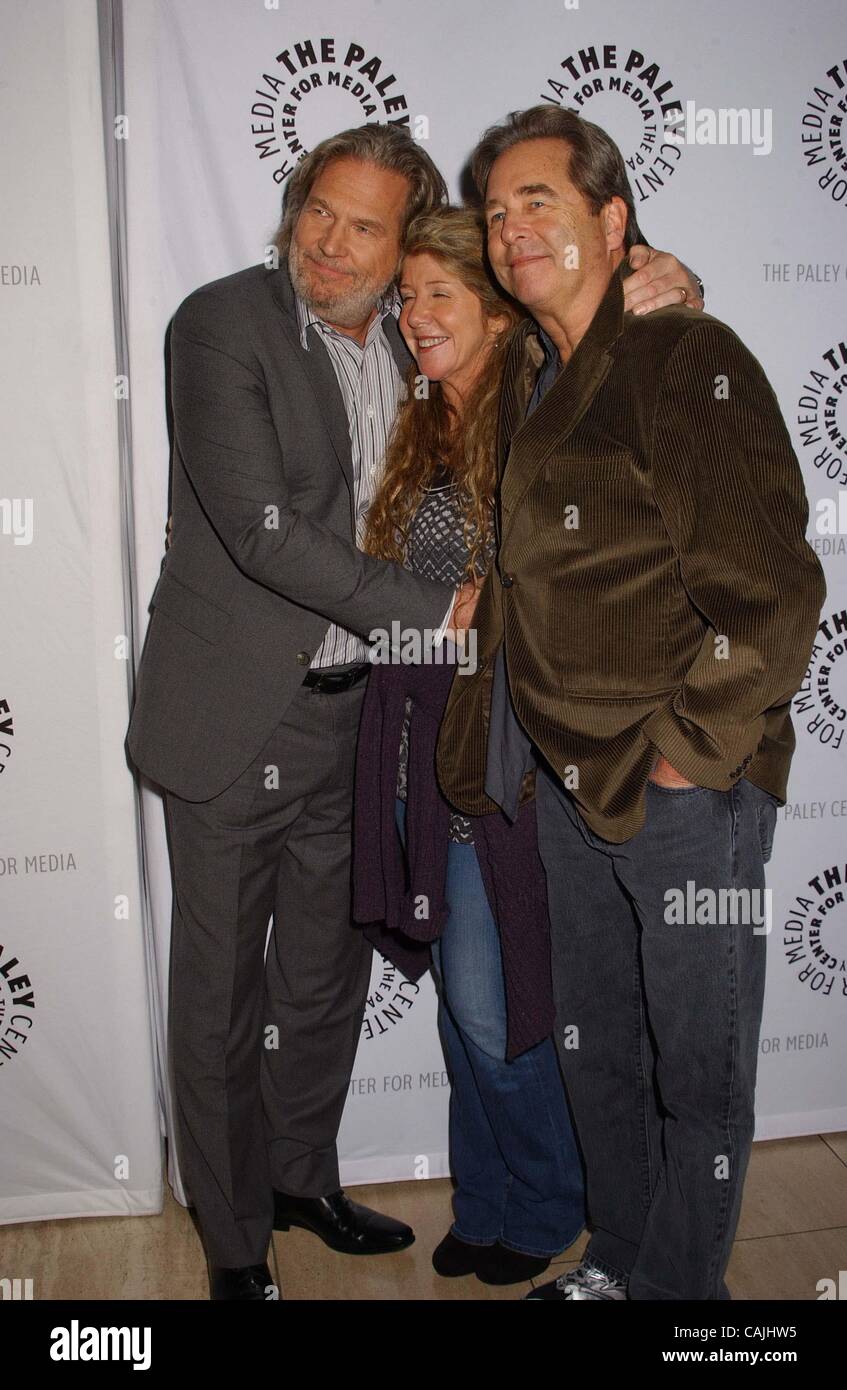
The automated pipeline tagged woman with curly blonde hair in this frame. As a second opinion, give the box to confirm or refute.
[354,207,585,1287]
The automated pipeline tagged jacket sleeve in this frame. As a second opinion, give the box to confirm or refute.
[169,288,453,640]
[642,318,826,786]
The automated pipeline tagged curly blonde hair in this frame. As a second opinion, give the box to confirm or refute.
[363,208,524,582]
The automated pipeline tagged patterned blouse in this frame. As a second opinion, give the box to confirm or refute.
[395,467,494,843]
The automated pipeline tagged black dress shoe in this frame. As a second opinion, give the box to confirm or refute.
[207,1260,279,1301]
[432,1230,492,1277]
[273,1188,414,1255]
[475,1243,551,1286]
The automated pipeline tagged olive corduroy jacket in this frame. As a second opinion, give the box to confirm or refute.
[436,260,826,843]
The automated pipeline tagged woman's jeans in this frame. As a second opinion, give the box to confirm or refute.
[395,797,585,1257]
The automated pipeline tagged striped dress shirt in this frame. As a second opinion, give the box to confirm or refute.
[295,285,406,670]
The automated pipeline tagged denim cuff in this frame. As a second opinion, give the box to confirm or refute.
[584,1246,630,1285]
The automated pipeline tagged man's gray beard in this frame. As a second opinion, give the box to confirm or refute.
[288,242,395,327]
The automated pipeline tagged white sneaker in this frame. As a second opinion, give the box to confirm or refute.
[525,1260,629,1300]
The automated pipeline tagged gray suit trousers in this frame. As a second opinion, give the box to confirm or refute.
[164,678,372,1267]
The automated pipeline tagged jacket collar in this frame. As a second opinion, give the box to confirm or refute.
[269,260,411,370]
[266,262,352,492]
[265,263,411,493]
[381,308,415,376]
[498,257,631,531]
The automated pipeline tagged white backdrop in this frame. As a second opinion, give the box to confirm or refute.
[0,0,161,1223]
[120,0,847,1192]
[2,0,845,1228]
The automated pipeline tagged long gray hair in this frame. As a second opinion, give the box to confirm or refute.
[273,124,448,258]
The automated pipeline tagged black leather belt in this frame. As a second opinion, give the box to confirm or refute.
[302,663,371,693]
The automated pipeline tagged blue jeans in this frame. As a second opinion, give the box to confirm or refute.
[536,770,775,1298]
[395,797,585,1257]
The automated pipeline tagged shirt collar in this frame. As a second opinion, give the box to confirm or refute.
[535,322,560,368]
[295,282,401,350]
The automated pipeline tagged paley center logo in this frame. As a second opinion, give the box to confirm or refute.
[795,339,847,565]
[800,57,847,210]
[0,940,36,1069]
[783,863,846,1000]
[0,696,13,780]
[250,36,410,184]
[793,608,847,754]
[796,340,847,491]
[362,952,420,1043]
[538,43,685,204]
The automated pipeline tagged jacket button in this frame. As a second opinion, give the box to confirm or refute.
[501,572,514,588]
[296,651,311,666]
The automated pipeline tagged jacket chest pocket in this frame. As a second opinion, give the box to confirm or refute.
[541,446,634,489]
[532,449,642,551]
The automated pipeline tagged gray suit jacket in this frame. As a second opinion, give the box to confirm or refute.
[126,262,451,801]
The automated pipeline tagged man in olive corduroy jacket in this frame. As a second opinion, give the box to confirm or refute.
[436,106,826,1302]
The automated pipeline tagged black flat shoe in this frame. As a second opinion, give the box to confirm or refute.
[207,1260,279,1300]
[475,1243,551,1285]
[273,1188,414,1255]
[432,1230,493,1277]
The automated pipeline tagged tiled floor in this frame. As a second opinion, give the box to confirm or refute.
[4,1134,847,1300]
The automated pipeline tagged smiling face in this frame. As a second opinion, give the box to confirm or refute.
[288,156,410,331]
[483,137,625,319]
[398,252,505,407]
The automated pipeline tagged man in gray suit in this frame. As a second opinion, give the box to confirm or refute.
[126,122,701,1300]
